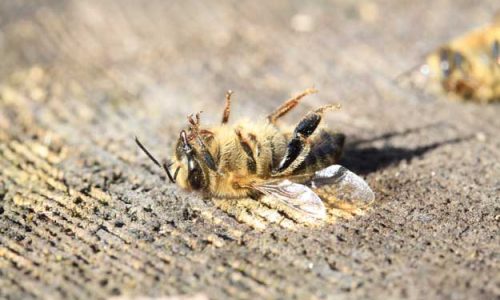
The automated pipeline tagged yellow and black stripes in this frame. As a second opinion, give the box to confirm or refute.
[292,131,345,175]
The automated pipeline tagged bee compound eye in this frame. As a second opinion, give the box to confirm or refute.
[187,158,205,190]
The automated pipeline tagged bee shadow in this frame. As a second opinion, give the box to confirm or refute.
[340,123,470,175]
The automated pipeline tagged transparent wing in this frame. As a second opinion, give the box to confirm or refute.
[309,165,375,206]
[253,179,326,220]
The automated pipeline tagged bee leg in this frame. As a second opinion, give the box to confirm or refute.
[188,111,202,128]
[199,141,217,171]
[186,113,218,172]
[193,135,217,172]
[221,90,233,124]
[267,88,318,124]
[272,104,340,176]
[183,126,218,172]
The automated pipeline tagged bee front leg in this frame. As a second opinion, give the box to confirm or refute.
[272,104,340,176]
[221,90,233,124]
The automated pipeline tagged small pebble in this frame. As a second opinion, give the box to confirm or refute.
[290,14,314,33]
[475,132,486,142]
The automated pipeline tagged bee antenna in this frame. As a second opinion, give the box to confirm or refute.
[135,136,175,183]
[162,162,176,184]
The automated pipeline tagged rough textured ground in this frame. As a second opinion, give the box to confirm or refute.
[0,1,499,299]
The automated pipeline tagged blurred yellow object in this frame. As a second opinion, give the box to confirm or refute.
[419,17,500,103]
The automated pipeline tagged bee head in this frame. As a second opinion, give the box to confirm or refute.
[171,130,208,191]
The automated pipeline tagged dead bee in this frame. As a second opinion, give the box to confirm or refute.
[135,89,374,223]
[413,17,500,102]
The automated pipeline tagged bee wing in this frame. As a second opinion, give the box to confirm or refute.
[253,180,327,220]
[309,165,375,206]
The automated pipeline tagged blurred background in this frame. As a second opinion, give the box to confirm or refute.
[0,1,498,138]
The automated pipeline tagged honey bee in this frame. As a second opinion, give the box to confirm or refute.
[413,17,500,103]
[135,89,374,224]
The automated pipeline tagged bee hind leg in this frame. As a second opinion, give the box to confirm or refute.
[291,130,345,175]
[272,104,340,176]
[267,88,318,124]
